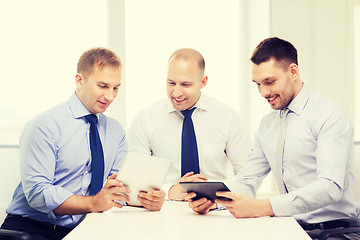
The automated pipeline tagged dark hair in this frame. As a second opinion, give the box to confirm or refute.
[77,47,122,77]
[250,37,298,68]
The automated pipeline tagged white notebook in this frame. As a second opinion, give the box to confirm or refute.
[116,152,172,205]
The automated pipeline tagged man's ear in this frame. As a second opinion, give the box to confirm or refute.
[75,73,84,89]
[288,63,299,80]
[201,75,208,89]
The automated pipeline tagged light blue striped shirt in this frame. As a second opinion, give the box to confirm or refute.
[229,84,360,223]
[6,93,127,228]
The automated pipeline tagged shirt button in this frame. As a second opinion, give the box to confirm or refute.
[85,171,88,174]
[82,191,85,195]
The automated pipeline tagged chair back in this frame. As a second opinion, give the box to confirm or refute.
[0,146,21,223]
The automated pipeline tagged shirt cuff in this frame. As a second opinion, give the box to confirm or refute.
[268,194,295,216]
[43,186,74,218]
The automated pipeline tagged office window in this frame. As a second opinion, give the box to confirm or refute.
[0,1,108,145]
[355,4,360,141]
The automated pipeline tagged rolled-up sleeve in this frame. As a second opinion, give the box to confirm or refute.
[20,117,73,218]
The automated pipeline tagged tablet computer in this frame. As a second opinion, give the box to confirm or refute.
[116,152,172,205]
[179,182,232,202]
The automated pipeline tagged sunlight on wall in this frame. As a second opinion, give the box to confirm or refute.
[355,5,360,141]
[0,0,108,144]
[124,0,242,128]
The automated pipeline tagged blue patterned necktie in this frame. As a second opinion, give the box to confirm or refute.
[181,107,200,177]
[85,114,104,195]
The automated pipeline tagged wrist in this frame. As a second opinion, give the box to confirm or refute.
[89,195,98,213]
[257,198,274,217]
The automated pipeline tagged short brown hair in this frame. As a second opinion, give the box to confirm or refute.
[250,37,298,69]
[77,47,122,77]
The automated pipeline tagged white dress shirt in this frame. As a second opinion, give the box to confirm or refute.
[229,84,360,223]
[127,94,252,186]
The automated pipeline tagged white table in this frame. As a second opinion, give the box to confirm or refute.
[64,201,311,240]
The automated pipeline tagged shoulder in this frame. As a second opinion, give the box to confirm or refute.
[21,101,70,141]
[27,102,70,130]
[201,95,240,117]
[307,90,350,122]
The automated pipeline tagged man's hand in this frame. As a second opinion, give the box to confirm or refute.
[168,172,208,201]
[185,193,217,214]
[215,192,274,218]
[137,189,166,211]
[91,173,130,213]
[53,173,130,215]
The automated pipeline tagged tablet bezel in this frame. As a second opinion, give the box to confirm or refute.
[179,182,232,202]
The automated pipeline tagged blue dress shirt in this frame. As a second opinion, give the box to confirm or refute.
[229,84,360,223]
[6,93,127,228]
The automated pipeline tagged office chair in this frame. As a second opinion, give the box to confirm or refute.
[0,229,31,240]
[318,141,360,240]
[0,146,31,240]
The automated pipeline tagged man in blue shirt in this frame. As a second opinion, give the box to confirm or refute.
[186,38,360,239]
[0,48,165,240]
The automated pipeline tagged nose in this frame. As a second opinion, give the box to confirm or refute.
[172,85,183,97]
[259,85,271,98]
[104,89,116,102]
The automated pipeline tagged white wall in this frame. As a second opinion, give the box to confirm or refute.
[123,0,243,129]
[0,0,109,145]
[270,0,355,124]
[355,2,360,140]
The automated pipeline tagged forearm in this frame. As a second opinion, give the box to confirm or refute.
[53,195,95,215]
[269,178,342,216]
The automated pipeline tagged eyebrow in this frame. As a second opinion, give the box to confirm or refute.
[98,81,121,87]
[252,77,275,83]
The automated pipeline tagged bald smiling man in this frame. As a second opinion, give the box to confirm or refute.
[127,48,252,205]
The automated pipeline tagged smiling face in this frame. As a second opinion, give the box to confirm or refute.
[75,66,121,114]
[167,58,207,111]
[252,58,301,110]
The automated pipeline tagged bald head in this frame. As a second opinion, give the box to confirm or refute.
[168,48,205,76]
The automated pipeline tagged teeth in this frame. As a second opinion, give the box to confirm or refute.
[268,96,276,101]
[174,98,185,102]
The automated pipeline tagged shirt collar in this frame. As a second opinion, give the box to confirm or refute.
[68,92,94,119]
[167,93,209,114]
[286,83,310,116]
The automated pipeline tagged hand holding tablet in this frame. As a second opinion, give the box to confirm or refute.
[116,152,172,206]
[179,182,232,202]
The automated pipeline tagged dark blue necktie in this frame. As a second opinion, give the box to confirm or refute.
[181,108,200,177]
[85,114,104,195]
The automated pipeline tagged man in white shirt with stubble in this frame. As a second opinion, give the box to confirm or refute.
[186,37,360,240]
[127,48,252,202]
